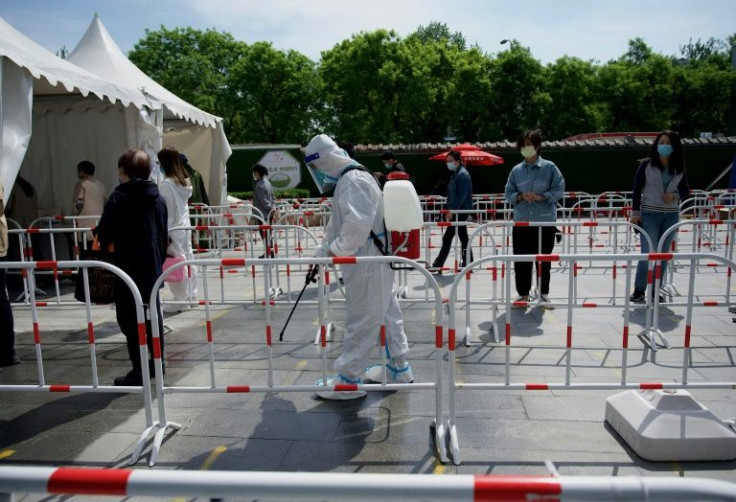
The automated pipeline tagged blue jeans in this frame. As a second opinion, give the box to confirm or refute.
[634,210,679,291]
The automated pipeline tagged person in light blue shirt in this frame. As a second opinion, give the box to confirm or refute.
[504,130,565,309]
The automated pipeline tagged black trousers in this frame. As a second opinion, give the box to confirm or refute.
[512,226,556,296]
[116,286,164,375]
[433,221,473,268]
[0,256,16,363]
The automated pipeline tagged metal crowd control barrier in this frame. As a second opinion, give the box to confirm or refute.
[0,259,156,465]
[145,255,448,466]
[2,466,735,501]
[9,226,92,305]
[165,224,321,307]
[444,252,736,465]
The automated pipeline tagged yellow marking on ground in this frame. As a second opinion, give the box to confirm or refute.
[669,461,683,474]
[296,360,308,370]
[199,309,229,327]
[0,450,15,460]
[201,445,227,471]
[433,461,445,474]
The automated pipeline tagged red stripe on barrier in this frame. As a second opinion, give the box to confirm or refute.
[137,323,147,346]
[622,326,629,349]
[473,475,562,501]
[505,323,511,345]
[286,264,291,276]
[87,323,94,344]
[526,384,549,390]
[152,336,162,359]
[26,228,40,234]
[260,300,276,306]
[36,261,57,270]
[206,321,213,342]
[612,264,617,280]
[703,301,718,306]
[435,325,443,348]
[48,467,132,495]
[647,269,652,284]
[35,302,47,307]
[33,322,41,344]
[321,325,327,347]
[448,329,456,351]
[536,254,559,262]
[566,326,572,348]
[222,258,245,266]
[684,325,691,347]
[50,385,71,392]
[227,386,251,393]
[573,263,578,277]
[195,225,210,231]
[199,300,209,306]
[259,225,272,231]
[437,221,450,227]
[251,265,256,278]
[513,221,530,227]
[709,219,723,225]
[583,221,598,227]
[380,325,386,347]
[648,252,673,261]
[335,384,358,391]
[582,303,597,308]
[655,264,661,280]
[266,325,272,346]
[332,256,357,265]
[640,383,663,390]
[325,270,331,285]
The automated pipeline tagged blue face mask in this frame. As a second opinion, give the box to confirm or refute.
[446,162,457,171]
[657,144,673,158]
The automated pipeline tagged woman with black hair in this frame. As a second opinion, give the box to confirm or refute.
[629,130,689,303]
[252,163,275,258]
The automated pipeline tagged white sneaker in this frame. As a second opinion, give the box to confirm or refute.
[511,295,529,309]
[315,374,366,400]
[539,295,555,310]
[363,362,414,384]
[163,303,190,313]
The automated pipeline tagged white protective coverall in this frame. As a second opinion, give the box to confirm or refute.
[159,177,197,303]
[308,135,409,379]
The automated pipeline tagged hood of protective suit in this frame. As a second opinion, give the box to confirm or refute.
[163,178,193,204]
[305,134,354,178]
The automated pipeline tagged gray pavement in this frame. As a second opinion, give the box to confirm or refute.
[0,251,735,500]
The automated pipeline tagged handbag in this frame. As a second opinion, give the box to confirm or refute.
[163,254,186,283]
[75,236,116,304]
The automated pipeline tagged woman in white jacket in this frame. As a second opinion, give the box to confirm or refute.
[157,147,196,311]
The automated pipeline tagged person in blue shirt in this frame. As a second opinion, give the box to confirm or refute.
[504,130,565,309]
[430,150,474,273]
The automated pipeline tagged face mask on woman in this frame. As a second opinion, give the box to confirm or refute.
[446,161,457,171]
[657,144,673,158]
[520,146,537,159]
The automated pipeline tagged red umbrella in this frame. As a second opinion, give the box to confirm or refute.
[429,145,505,166]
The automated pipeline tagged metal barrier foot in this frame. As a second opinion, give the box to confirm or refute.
[149,421,182,467]
[128,422,160,466]
[431,419,449,464]
[637,329,670,351]
[448,422,460,465]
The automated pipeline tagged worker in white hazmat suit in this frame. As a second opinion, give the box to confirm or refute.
[305,134,413,400]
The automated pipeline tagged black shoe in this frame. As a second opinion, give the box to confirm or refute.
[629,289,645,303]
[0,354,21,367]
[114,370,143,386]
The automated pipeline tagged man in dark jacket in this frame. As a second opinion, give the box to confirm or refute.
[97,149,168,386]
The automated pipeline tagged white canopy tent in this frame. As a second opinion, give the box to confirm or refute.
[68,14,231,206]
[0,15,157,216]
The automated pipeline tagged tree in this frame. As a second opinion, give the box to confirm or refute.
[128,27,246,140]
[486,41,548,140]
[229,42,322,143]
[542,57,603,140]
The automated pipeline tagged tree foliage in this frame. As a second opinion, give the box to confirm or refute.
[128,26,736,143]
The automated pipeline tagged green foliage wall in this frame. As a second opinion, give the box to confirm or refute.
[227,146,736,197]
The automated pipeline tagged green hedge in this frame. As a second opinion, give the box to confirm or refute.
[228,188,311,200]
[227,145,736,197]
